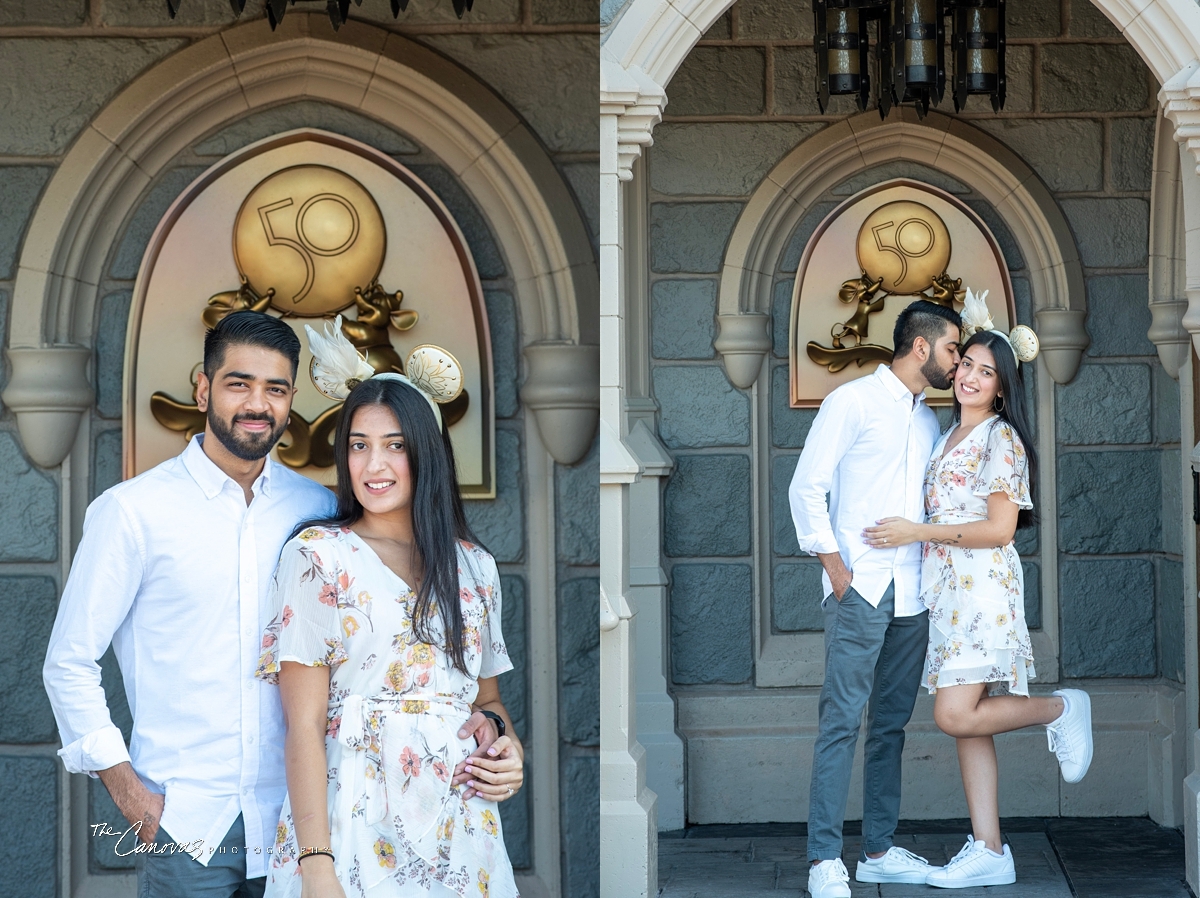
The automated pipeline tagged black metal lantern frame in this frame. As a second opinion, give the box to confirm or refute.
[814,0,1005,118]
[165,0,476,30]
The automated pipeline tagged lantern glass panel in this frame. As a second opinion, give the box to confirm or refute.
[827,7,861,93]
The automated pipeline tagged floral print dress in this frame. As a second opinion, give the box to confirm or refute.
[921,416,1036,695]
[256,526,518,898]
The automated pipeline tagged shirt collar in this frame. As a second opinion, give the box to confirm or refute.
[875,365,927,405]
[183,434,273,500]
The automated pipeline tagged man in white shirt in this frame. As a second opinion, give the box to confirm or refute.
[790,300,961,898]
[43,312,494,897]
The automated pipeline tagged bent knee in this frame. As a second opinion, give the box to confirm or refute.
[933,704,973,737]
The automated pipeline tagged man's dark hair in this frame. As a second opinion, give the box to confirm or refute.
[892,300,961,359]
[203,311,301,379]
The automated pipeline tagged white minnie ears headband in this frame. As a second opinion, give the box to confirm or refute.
[958,288,1040,366]
[303,316,464,430]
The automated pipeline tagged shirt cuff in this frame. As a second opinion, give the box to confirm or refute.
[57,725,131,777]
[797,529,839,557]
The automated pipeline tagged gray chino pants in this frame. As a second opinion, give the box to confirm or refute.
[136,815,266,898]
[806,582,928,862]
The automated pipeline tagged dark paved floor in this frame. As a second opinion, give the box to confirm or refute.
[658,819,1192,898]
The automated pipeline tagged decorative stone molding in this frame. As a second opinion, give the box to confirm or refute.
[1034,309,1091,385]
[713,313,771,389]
[1161,63,1200,174]
[520,342,600,466]
[2,347,94,468]
[600,50,666,181]
[1150,112,1190,378]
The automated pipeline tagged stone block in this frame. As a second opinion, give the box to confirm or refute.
[670,563,753,684]
[0,433,58,562]
[559,161,599,255]
[484,291,520,419]
[651,202,745,274]
[738,0,813,39]
[1155,365,1182,444]
[1056,363,1151,445]
[771,454,802,558]
[668,47,766,117]
[0,0,85,25]
[193,100,420,157]
[599,0,622,27]
[774,47,864,117]
[0,39,185,155]
[780,202,838,273]
[561,751,599,898]
[651,279,717,360]
[95,291,132,419]
[1058,450,1160,554]
[651,122,824,197]
[1005,0,1060,38]
[423,35,596,154]
[110,167,207,279]
[1084,275,1154,357]
[1162,448,1183,557]
[1014,521,1039,556]
[465,427,524,563]
[1041,44,1149,113]
[772,279,795,357]
[1022,560,1041,629]
[965,199,1025,271]
[704,11,731,39]
[934,405,955,432]
[89,776,135,871]
[0,166,53,280]
[0,577,57,743]
[0,291,7,399]
[1060,557,1156,677]
[831,161,971,197]
[409,165,505,279]
[102,0,264,24]
[1069,0,1122,37]
[1111,117,1155,193]
[770,364,817,449]
[653,366,751,449]
[664,455,752,557]
[92,429,123,502]
[558,578,599,745]
[1012,277,1032,327]
[499,775,530,869]
[1061,198,1149,269]
[498,575,528,741]
[532,0,595,24]
[0,756,57,897]
[771,561,825,631]
[1159,558,1185,683]
[1060,729,1149,816]
[975,119,1103,193]
[556,436,599,565]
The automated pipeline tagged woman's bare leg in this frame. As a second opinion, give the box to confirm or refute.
[933,683,1063,739]
[957,733,1002,853]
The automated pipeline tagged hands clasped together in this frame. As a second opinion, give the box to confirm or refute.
[453,710,525,802]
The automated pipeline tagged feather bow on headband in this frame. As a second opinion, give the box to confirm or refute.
[304,316,464,429]
[959,288,1040,366]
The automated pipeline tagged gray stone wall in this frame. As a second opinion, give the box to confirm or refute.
[649,0,1177,697]
[0,3,597,894]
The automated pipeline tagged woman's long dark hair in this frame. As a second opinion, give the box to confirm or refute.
[953,329,1038,529]
[296,378,480,673]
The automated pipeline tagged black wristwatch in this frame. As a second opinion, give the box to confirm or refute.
[480,709,506,739]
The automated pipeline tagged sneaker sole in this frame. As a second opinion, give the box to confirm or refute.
[1061,689,1093,784]
[927,871,1016,888]
[855,867,931,884]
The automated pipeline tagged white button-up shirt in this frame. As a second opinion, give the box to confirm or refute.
[44,435,336,874]
[788,365,940,616]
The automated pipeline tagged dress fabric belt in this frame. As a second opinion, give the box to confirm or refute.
[330,693,471,885]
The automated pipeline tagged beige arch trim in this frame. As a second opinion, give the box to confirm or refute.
[11,13,596,350]
[604,0,1200,92]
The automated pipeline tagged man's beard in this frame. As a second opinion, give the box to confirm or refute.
[207,410,288,462]
[921,354,955,391]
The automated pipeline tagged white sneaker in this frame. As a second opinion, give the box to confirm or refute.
[808,858,851,898]
[855,846,934,884]
[1047,688,1093,783]
[925,836,1016,888]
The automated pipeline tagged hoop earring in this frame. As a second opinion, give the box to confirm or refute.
[993,395,1005,413]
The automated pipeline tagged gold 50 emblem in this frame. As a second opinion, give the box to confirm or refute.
[856,200,952,295]
[232,165,386,317]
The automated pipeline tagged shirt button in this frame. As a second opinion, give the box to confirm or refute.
[247,735,255,744]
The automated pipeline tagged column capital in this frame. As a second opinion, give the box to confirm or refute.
[601,51,666,182]
[1161,61,1200,172]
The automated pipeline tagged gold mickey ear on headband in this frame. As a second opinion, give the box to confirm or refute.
[404,344,464,403]
[1009,325,1040,364]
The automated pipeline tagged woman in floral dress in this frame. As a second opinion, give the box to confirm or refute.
[864,322,1093,889]
[256,373,522,898]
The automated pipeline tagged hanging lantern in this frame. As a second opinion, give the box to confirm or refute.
[888,0,945,116]
[952,0,1005,111]
[814,1,872,112]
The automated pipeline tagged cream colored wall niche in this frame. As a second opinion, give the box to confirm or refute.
[125,129,495,496]
[789,179,1015,407]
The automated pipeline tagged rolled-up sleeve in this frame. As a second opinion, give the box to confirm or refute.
[43,492,143,776]
[789,389,862,556]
